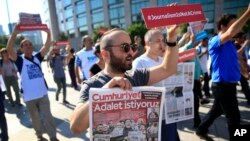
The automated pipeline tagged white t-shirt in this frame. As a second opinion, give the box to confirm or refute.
[75,48,98,80]
[197,45,208,73]
[132,54,166,119]
[19,55,47,102]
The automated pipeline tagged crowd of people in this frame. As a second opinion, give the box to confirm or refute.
[0,3,250,141]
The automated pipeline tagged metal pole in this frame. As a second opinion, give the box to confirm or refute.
[5,0,12,34]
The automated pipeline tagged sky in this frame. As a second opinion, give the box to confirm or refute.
[0,0,44,34]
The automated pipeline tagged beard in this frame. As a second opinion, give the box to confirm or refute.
[109,50,132,73]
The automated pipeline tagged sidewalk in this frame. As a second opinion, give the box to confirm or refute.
[4,62,250,141]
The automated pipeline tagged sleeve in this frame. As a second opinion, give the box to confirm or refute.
[78,83,91,103]
[209,35,221,50]
[132,68,150,86]
[15,56,23,73]
[75,54,81,67]
[35,52,43,62]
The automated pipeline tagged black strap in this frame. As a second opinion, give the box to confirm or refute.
[24,56,48,89]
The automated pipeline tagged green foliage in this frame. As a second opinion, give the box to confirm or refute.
[0,35,8,45]
[179,24,189,34]
[15,35,25,46]
[92,26,109,43]
[238,8,250,33]
[126,23,148,45]
[58,32,68,41]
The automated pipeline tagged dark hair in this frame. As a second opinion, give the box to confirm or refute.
[217,14,237,31]
[234,31,246,39]
[70,48,75,54]
[94,44,100,56]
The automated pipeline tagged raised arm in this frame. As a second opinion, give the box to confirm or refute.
[6,25,21,61]
[40,29,51,57]
[220,4,250,44]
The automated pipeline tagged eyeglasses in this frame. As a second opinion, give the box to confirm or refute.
[106,43,138,53]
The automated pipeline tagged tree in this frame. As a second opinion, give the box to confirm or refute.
[238,7,250,34]
[92,26,109,43]
[126,23,147,46]
[0,35,8,48]
[58,32,68,41]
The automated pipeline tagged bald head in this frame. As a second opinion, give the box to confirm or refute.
[100,29,131,50]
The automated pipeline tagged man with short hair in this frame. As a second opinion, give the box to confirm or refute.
[75,35,98,83]
[133,29,180,141]
[6,24,59,141]
[70,19,179,137]
[196,4,250,140]
[134,35,144,58]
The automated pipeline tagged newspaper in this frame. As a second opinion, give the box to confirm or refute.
[163,62,195,124]
[17,12,48,31]
[19,12,42,24]
[89,87,165,141]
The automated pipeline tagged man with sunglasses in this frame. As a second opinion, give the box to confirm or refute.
[70,22,179,137]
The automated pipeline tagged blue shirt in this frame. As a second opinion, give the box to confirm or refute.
[209,35,240,82]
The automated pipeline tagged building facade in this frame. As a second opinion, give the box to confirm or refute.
[43,0,249,50]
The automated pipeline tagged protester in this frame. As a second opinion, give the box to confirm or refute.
[48,45,69,104]
[70,12,179,136]
[75,35,98,83]
[133,35,145,58]
[0,48,22,107]
[196,37,211,97]
[196,4,250,140]
[0,88,8,141]
[6,24,59,141]
[178,31,208,128]
[65,47,78,90]
[233,32,250,105]
[89,44,104,77]
[132,29,180,141]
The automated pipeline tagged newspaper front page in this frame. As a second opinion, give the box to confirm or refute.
[163,62,195,124]
[89,87,165,141]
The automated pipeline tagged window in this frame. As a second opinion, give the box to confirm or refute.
[90,0,102,10]
[92,11,104,23]
[157,0,180,6]
[109,7,124,19]
[63,0,71,6]
[131,0,149,22]
[108,0,123,5]
[75,0,85,14]
[66,17,74,30]
[65,6,73,18]
[77,14,87,26]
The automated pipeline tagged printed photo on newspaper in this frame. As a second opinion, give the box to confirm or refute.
[162,62,195,124]
[89,87,165,141]
[189,20,208,42]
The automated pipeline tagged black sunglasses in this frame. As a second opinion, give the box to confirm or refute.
[107,43,138,53]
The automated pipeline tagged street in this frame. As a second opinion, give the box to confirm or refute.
[4,62,250,141]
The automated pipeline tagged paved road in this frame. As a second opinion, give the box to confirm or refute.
[4,62,250,141]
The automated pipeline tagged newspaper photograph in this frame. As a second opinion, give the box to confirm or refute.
[189,20,208,42]
[89,87,165,141]
[163,62,195,124]
[19,12,42,24]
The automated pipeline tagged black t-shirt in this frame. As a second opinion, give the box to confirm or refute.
[79,68,150,102]
[68,56,75,71]
[89,64,102,76]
